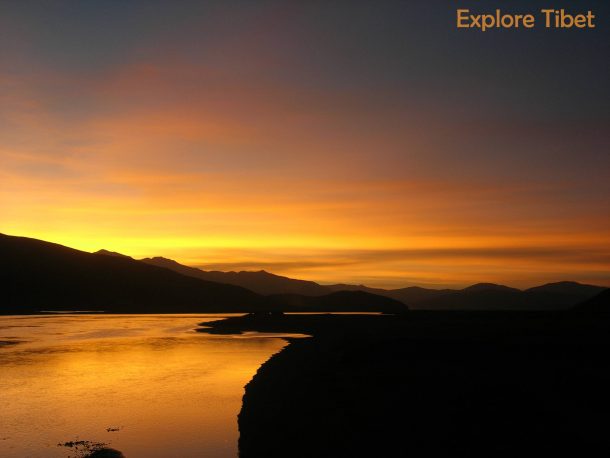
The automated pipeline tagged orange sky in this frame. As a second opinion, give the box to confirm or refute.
[1,2,609,289]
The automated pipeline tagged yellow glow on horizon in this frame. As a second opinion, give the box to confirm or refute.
[1,55,608,290]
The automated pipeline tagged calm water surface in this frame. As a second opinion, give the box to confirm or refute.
[0,314,290,458]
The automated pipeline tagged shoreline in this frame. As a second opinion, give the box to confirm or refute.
[201,311,610,457]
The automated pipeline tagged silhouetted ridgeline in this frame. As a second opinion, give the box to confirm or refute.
[141,256,329,296]
[0,233,262,313]
[329,281,604,310]
[136,254,605,310]
[201,312,610,457]
[0,234,405,314]
[1,233,603,313]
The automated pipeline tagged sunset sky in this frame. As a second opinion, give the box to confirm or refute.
[1,1,609,288]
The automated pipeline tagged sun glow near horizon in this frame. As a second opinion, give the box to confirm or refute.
[1,2,608,290]
[2,225,608,289]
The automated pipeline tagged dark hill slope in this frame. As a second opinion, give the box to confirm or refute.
[415,283,523,310]
[1,234,405,314]
[524,281,606,309]
[413,282,604,310]
[324,284,457,305]
[0,233,263,313]
[384,286,457,304]
[107,251,605,311]
[141,257,330,296]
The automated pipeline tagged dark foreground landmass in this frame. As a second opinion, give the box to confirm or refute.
[200,310,610,457]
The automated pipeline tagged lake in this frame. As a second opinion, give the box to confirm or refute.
[0,314,290,458]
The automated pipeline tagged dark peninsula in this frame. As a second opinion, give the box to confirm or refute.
[200,301,610,457]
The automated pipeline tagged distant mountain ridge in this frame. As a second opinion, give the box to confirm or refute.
[141,257,329,296]
[135,253,605,310]
[1,234,405,314]
[4,231,601,312]
[94,249,132,259]
[2,235,262,314]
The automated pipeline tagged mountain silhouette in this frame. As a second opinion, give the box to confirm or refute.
[461,282,521,293]
[94,249,133,259]
[383,286,457,304]
[526,281,604,296]
[326,281,604,310]
[141,257,329,296]
[1,233,263,313]
[410,282,605,310]
[412,283,523,310]
[121,253,607,310]
[1,234,405,314]
[325,283,388,295]
[325,283,459,304]
[139,257,458,303]
[524,281,606,309]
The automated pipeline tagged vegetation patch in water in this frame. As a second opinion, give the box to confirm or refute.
[58,440,125,458]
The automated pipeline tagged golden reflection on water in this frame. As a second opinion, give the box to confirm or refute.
[0,315,288,458]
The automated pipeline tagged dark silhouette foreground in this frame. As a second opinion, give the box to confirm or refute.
[201,311,610,457]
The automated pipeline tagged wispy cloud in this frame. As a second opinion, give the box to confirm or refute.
[1,2,608,288]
